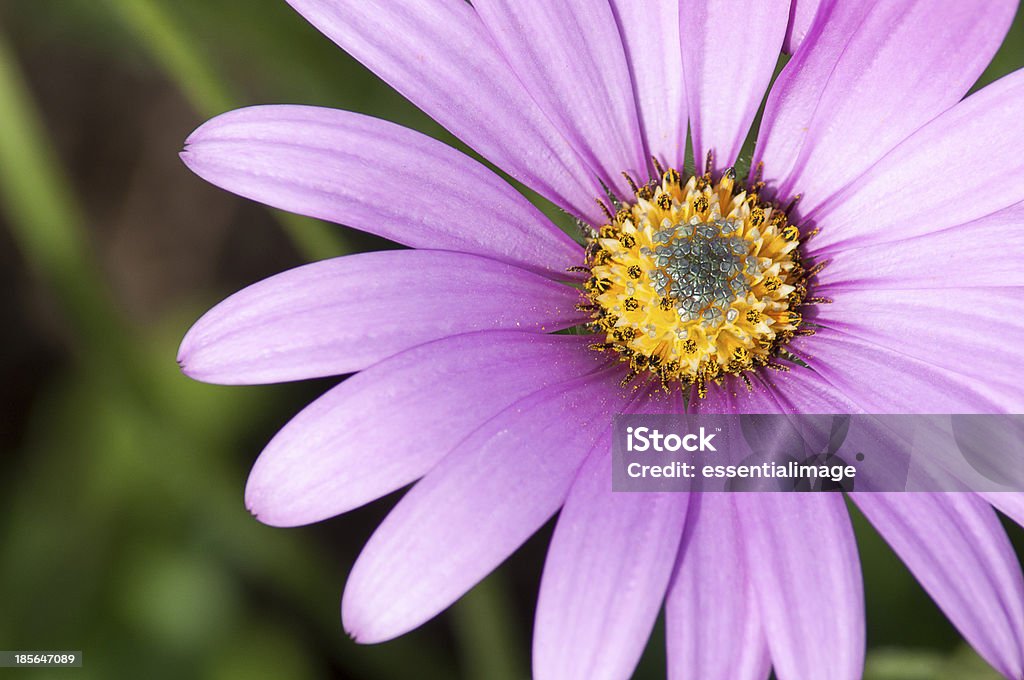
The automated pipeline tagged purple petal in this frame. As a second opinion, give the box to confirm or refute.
[608,0,687,168]
[818,201,1024,291]
[852,493,1024,678]
[666,494,770,680]
[533,394,688,680]
[681,0,789,170]
[791,331,1005,413]
[178,250,585,384]
[984,492,1024,530]
[692,375,780,414]
[813,288,1024,405]
[783,0,823,54]
[757,368,865,414]
[182,106,583,275]
[341,373,628,643]
[245,331,606,527]
[283,0,605,222]
[736,493,865,680]
[757,0,1015,212]
[809,67,1024,253]
[695,369,860,416]
[474,0,647,195]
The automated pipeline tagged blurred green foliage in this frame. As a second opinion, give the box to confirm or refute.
[1,2,1023,679]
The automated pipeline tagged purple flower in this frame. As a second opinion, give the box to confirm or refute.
[177,1,1024,678]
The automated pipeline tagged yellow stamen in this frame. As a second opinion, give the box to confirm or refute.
[581,167,816,395]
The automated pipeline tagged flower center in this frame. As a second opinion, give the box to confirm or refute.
[581,166,822,397]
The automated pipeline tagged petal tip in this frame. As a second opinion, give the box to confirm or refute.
[339,569,409,645]
[175,334,206,381]
[341,614,375,646]
[176,322,230,384]
[183,117,216,147]
[340,596,377,645]
[243,473,320,529]
[243,479,287,528]
[175,343,195,377]
[243,477,268,521]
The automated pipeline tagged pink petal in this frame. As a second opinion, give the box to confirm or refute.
[474,0,648,195]
[792,331,1006,413]
[783,0,823,54]
[283,0,605,221]
[809,67,1024,253]
[813,288,1024,405]
[667,493,770,680]
[757,0,1016,212]
[182,106,583,275]
[341,373,629,643]
[609,0,687,168]
[245,331,606,526]
[533,392,688,680]
[818,201,1024,291]
[695,369,861,416]
[853,493,1024,678]
[681,0,790,171]
[984,492,1024,530]
[737,493,865,680]
[178,250,584,384]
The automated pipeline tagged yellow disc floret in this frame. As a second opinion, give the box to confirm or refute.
[583,167,814,397]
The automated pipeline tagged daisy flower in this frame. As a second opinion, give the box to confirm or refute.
[177,1,1024,678]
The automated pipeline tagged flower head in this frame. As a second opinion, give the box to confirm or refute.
[179,1,1024,678]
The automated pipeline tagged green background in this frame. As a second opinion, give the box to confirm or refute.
[1,2,1023,678]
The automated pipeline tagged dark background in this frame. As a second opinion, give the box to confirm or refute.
[2,2,1023,678]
